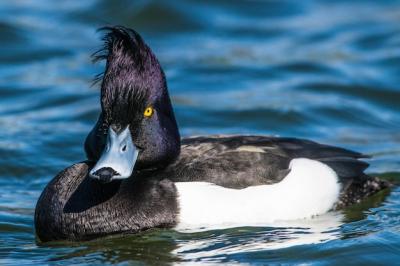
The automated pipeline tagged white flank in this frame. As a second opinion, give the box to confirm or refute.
[175,158,341,230]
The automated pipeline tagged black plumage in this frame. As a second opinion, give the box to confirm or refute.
[35,162,178,242]
[35,26,391,242]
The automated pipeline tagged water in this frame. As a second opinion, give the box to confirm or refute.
[1,0,400,264]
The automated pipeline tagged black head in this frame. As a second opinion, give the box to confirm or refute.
[86,26,180,180]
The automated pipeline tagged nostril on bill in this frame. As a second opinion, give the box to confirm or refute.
[92,167,120,183]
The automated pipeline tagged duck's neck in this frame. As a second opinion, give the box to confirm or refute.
[35,162,178,242]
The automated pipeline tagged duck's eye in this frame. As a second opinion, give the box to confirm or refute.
[144,106,153,117]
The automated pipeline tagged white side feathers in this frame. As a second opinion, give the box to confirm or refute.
[175,158,341,230]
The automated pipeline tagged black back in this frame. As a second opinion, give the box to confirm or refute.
[155,135,370,188]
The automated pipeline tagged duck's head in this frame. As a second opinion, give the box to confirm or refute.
[86,26,180,183]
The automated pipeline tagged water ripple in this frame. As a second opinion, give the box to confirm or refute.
[0,0,399,265]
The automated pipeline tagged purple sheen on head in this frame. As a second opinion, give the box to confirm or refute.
[85,26,181,171]
[92,26,167,125]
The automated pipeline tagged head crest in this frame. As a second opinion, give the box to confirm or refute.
[92,26,166,126]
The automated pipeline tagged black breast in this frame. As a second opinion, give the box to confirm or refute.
[34,162,178,242]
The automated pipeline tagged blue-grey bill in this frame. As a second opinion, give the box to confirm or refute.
[89,126,139,181]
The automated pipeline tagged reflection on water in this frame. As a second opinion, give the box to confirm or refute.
[174,212,344,261]
[26,188,395,265]
[0,0,400,265]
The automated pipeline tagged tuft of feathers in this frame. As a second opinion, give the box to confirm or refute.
[92,26,149,74]
[92,26,166,127]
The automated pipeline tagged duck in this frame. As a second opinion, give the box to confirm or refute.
[34,26,390,242]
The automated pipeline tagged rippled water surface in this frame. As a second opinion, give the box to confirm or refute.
[1,0,400,265]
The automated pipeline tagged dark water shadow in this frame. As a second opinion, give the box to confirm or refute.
[40,229,180,265]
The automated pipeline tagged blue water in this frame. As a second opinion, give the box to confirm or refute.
[1,0,400,265]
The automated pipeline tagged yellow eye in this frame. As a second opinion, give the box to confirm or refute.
[144,106,153,117]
